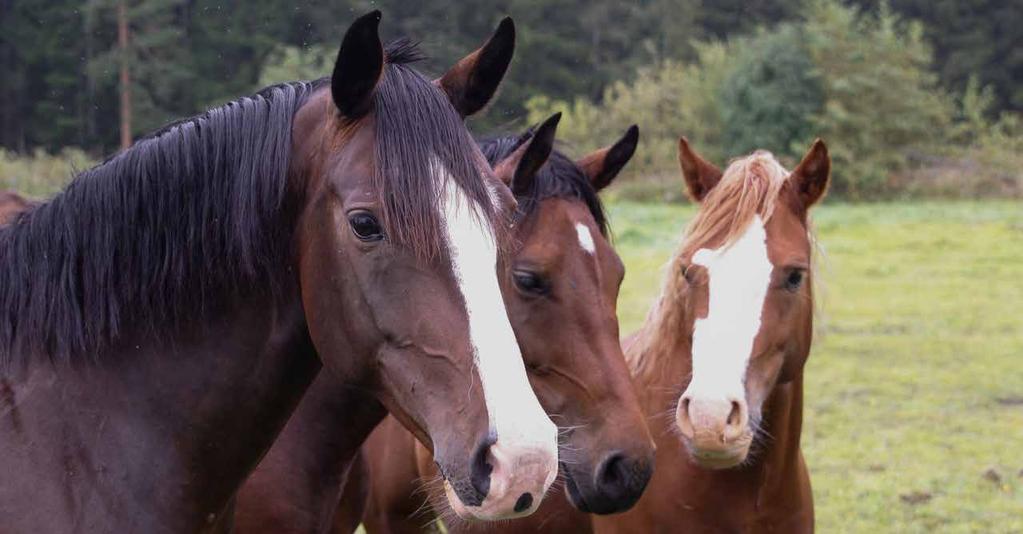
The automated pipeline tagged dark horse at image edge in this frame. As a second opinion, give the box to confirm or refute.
[0,12,561,532]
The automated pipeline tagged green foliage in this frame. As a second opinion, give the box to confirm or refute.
[803,0,953,198]
[719,24,823,159]
[526,43,732,201]
[1,0,1019,200]
[529,0,1010,201]
[896,84,1023,198]
[0,148,94,197]
[852,0,1023,114]
[256,45,334,89]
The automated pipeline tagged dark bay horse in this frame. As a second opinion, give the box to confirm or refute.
[0,190,34,225]
[593,138,830,533]
[348,123,653,534]
[0,12,558,532]
[226,113,575,533]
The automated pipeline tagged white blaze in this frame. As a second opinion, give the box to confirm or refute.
[575,223,596,255]
[435,161,558,492]
[688,216,773,401]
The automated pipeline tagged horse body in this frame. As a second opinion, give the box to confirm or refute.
[593,139,829,534]
[0,13,560,532]
[0,294,317,532]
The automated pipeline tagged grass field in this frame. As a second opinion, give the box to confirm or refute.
[607,199,1023,533]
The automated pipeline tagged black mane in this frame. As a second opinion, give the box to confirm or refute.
[0,81,321,364]
[478,135,609,236]
[0,37,499,365]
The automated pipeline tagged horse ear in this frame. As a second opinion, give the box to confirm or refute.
[677,137,722,202]
[493,113,560,197]
[576,125,639,192]
[437,17,515,117]
[331,11,384,118]
[790,138,830,209]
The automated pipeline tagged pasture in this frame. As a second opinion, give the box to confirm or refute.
[609,199,1023,532]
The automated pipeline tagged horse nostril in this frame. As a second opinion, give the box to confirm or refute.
[599,453,625,489]
[593,452,652,512]
[676,397,695,438]
[469,440,494,499]
[727,400,742,427]
[513,492,533,513]
[723,399,748,442]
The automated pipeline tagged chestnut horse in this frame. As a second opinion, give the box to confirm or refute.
[0,191,34,225]
[344,123,653,534]
[593,138,830,533]
[0,12,558,532]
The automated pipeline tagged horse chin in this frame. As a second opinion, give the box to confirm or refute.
[442,478,540,522]
[443,481,475,519]
[562,462,591,513]
[684,440,752,470]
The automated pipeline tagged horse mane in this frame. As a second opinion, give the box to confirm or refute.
[0,80,322,365]
[0,37,501,365]
[628,150,791,380]
[370,39,503,260]
[477,134,609,236]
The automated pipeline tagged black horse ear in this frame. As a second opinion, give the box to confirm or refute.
[331,11,384,118]
[437,17,515,117]
[493,112,560,197]
[576,125,639,192]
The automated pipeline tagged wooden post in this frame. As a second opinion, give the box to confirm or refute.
[117,0,132,150]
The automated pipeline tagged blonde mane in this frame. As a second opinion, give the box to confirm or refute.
[628,150,791,380]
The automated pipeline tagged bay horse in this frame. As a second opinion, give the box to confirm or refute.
[0,12,558,532]
[226,113,618,533]
[0,190,34,225]
[346,122,653,534]
[593,138,830,533]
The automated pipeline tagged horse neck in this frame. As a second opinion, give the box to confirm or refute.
[753,372,807,497]
[0,290,321,532]
[231,371,388,533]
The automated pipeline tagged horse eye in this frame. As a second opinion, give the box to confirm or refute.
[348,211,383,241]
[513,269,549,296]
[785,270,804,291]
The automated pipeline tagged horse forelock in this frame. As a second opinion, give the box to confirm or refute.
[369,40,504,262]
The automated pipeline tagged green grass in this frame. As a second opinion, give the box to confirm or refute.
[607,199,1023,532]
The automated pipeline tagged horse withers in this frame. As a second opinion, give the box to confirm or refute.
[0,12,556,532]
[594,138,830,533]
[0,191,34,225]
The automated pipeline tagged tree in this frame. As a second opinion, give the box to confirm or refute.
[851,0,1023,114]
[718,24,823,160]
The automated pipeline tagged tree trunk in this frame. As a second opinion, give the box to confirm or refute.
[118,0,132,150]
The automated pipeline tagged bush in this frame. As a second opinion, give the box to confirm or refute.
[719,24,823,160]
[524,0,1013,201]
[525,44,733,202]
[803,0,954,198]
[0,148,94,198]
